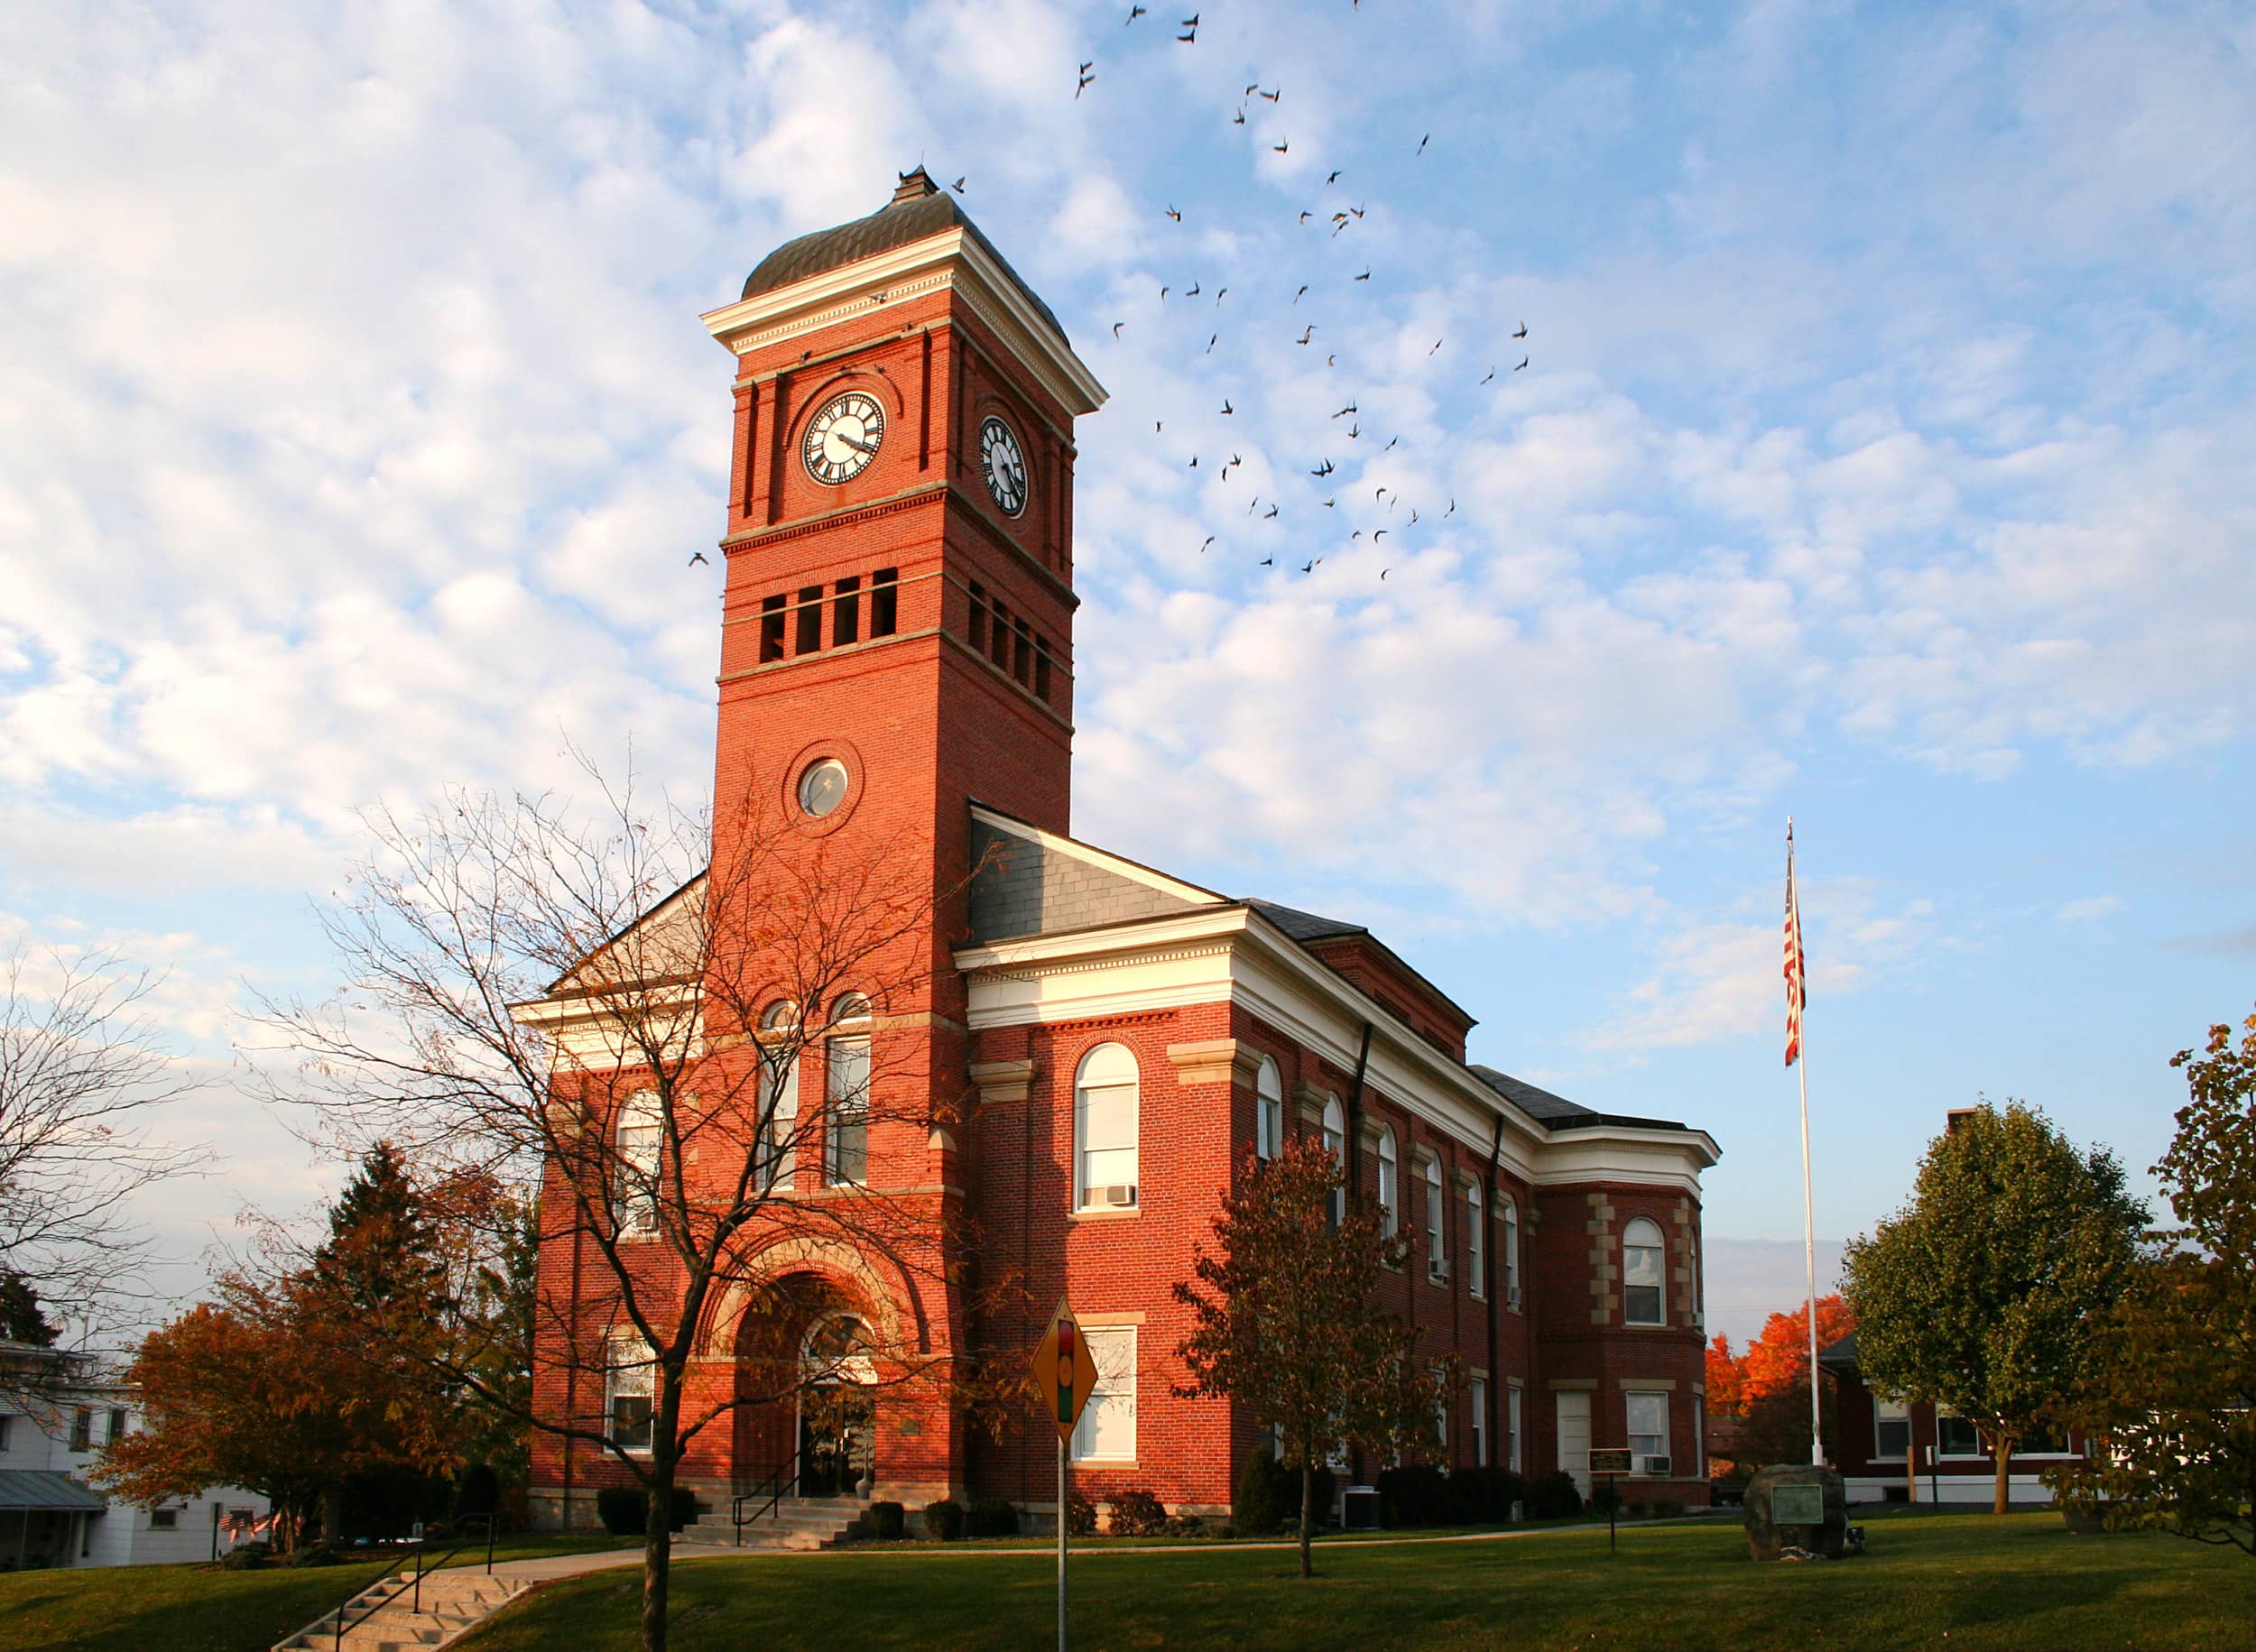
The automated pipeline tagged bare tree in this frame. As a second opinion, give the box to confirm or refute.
[254,765,994,1652]
[0,943,208,1401]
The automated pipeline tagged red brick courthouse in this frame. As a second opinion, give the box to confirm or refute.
[523,171,1721,1530]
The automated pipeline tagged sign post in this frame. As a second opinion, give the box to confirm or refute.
[1588,1449,1633,1553]
[1031,1301,1099,1652]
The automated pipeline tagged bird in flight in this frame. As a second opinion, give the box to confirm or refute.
[1416,133,1430,154]
[1384,436,1399,452]
[1347,422,1360,438]
[1260,88,1281,103]
[1429,338,1444,355]
[1160,286,1170,300]
[1299,558,1319,574]
[1077,69,1096,98]
[1515,355,1529,371]
[1216,287,1229,304]
[1355,268,1371,281]
[1375,485,1390,499]
[1409,508,1419,523]
[1297,325,1315,345]
[1272,138,1289,154]
[1327,169,1343,184]
[1373,529,1389,540]
[1327,355,1335,365]
[1127,3,1145,17]
[1381,568,1390,580]
[1234,108,1247,126]
[1220,398,1234,415]
[1259,557,1273,568]
[1298,210,1312,223]
[689,550,708,567]
[1155,420,1163,432]
[1246,496,1259,515]
[1481,366,1495,384]
[1264,503,1280,519]
[1322,494,1336,508]
[1188,455,1198,467]
[1166,205,1182,222]
[1444,499,1456,518]
[1310,458,1334,477]
[1113,321,1124,338]
[1350,530,1364,541]
[1333,402,1356,418]
[1206,334,1218,353]
[1178,14,1197,41]
[1200,535,1216,551]
[1512,320,1528,338]
[1186,281,1200,297]
[951,177,966,194]
[1294,284,1309,302]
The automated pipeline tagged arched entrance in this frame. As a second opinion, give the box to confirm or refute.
[796,1315,875,1499]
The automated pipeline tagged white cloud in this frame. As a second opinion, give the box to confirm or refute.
[2055,895,2124,924]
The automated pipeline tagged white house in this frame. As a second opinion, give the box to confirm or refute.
[0,1339,269,1570]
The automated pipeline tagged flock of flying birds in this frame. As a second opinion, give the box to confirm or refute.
[1065,6,1533,584]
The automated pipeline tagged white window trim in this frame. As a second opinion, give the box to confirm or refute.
[1501,1197,1521,1307]
[1424,1158,1446,1278]
[1376,1126,1399,1239]
[1075,1043,1141,1213]
[1624,1388,1669,1472]
[1321,1095,1345,1225]
[1465,1179,1485,1298]
[606,1333,656,1457]
[1623,1216,1666,1326]
[1470,1376,1489,1467]
[1255,1056,1284,1163]
[1507,1381,1524,1474]
[615,1089,663,1238]
[825,1032,871,1186]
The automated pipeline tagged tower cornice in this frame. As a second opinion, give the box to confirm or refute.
[701,227,1106,419]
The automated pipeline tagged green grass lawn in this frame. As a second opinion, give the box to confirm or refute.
[455,1510,2255,1652]
[0,1532,630,1652]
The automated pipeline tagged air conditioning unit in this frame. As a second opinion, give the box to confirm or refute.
[1428,1258,1451,1282]
[1505,1285,1522,1311]
[1642,1455,1673,1477]
[1104,1184,1138,1208]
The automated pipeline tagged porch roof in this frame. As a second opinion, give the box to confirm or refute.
[0,1469,107,1512]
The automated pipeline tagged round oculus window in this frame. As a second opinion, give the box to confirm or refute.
[796,757,850,819]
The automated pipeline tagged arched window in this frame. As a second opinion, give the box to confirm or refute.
[615,1090,662,1236]
[1501,1197,1521,1306]
[1322,1095,1345,1226]
[1075,1043,1140,1209]
[1466,1179,1485,1297]
[1254,1057,1284,1164]
[758,1003,800,1190]
[1424,1158,1446,1278]
[1623,1216,1666,1324]
[825,995,872,1186]
[1376,1127,1399,1238]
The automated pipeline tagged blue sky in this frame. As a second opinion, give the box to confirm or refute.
[5,0,2252,1347]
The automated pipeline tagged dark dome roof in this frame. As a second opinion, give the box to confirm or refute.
[742,169,1069,345]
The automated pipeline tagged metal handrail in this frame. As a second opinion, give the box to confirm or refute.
[329,1512,500,1649]
[729,1430,874,1543]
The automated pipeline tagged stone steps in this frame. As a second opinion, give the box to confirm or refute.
[273,1569,532,1652]
[676,1496,868,1551]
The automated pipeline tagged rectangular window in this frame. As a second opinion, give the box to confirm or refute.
[106,1408,127,1444]
[1466,1184,1485,1298]
[758,1052,800,1189]
[615,1093,661,1237]
[833,576,862,646]
[1874,1397,1911,1461]
[1012,617,1031,685]
[1471,1378,1489,1467]
[1424,1164,1446,1277]
[149,1507,178,1530]
[1503,1204,1521,1303]
[1433,1380,1448,1450]
[1626,1391,1669,1465]
[988,599,1010,668]
[1034,637,1054,702]
[1508,1383,1524,1473]
[869,568,898,637]
[1692,1399,1703,1475]
[1077,1079,1139,1206]
[759,593,787,662]
[70,1407,92,1451]
[1071,1327,1136,1462]
[967,582,987,654]
[606,1335,654,1453]
[826,1036,870,1186]
[1937,1413,1984,1457]
[0,1416,11,1452]
[795,585,823,654]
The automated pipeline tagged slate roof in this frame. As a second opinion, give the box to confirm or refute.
[742,169,1070,345]
[1246,900,1366,944]
[0,1470,107,1512]
[1818,1331,1862,1374]
[1469,1065,1693,1136]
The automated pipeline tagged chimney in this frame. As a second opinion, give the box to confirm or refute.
[892,167,940,205]
[1945,1107,1980,1135]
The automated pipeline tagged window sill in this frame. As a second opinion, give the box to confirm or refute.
[1071,1205,1142,1221]
[1070,1458,1139,1469]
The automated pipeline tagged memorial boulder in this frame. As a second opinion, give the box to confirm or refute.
[1743,1463,1848,1561]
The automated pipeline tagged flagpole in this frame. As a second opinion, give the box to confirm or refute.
[1799,1034,1823,1467]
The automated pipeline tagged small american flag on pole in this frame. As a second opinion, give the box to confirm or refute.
[1783,818,1806,1067]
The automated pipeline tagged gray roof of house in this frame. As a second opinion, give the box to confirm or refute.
[0,1470,107,1512]
[1469,1065,1692,1136]
[1246,900,1367,944]
[1818,1331,1862,1374]
[742,169,1069,345]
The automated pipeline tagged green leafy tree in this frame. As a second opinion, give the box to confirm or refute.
[1174,1137,1448,1577]
[1841,1100,2148,1514]
[2050,1011,2256,1555]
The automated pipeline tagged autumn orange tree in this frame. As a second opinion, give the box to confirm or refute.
[1174,1137,1447,1579]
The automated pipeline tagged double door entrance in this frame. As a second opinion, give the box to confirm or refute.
[797,1383,874,1498]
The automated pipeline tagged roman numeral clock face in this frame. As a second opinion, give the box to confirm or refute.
[980,416,1028,517]
[802,391,886,485]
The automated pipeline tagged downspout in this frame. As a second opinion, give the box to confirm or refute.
[1486,1112,1503,1469]
[1343,1021,1374,1201]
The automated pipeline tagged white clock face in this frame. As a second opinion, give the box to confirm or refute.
[979,416,1028,517]
[802,392,886,485]
[797,757,850,819]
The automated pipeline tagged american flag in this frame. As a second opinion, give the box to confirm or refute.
[1783,819,1806,1067]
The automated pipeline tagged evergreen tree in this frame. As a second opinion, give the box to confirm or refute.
[0,1268,59,1346]
[311,1142,450,1317]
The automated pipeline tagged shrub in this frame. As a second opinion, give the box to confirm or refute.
[967,1497,1020,1537]
[286,1543,350,1567]
[453,1463,502,1521]
[1066,1490,1098,1536]
[1375,1464,1451,1528]
[1106,1488,1167,1537]
[1527,1471,1584,1520]
[1160,1513,1208,1537]
[218,1540,271,1571]
[1588,1485,1624,1518]
[921,1499,965,1541]
[594,1485,698,1536]
[1234,1446,1281,1534]
[1447,1465,1523,1525]
[867,1500,905,1539]
[1271,1461,1336,1530]
[1655,1500,1685,1519]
